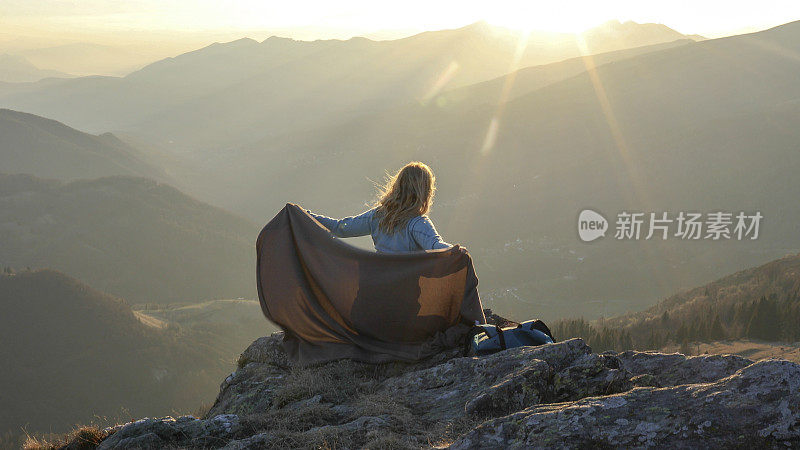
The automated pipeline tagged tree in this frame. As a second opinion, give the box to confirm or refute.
[676,323,687,342]
[746,297,781,341]
[708,314,725,341]
[680,338,692,356]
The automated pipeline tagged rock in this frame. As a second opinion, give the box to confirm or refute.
[205,360,288,417]
[451,359,800,449]
[97,414,240,449]
[236,333,289,369]
[309,414,392,434]
[78,332,799,449]
[465,359,551,416]
[219,432,274,450]
[464,346,631,417]
[106,432,164,449]
[614,350,752,387]
[550,352,631,402]
[380,339,607,422]
[285,393,325,410]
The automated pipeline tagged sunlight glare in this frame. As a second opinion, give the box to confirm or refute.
[479,29,529,154]
[422,61,461,105]
[482,3,620,34]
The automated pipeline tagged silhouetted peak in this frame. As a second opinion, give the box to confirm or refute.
[262,35,295,43]
[229,37,258,45]
[206,37,258,50]
[459,20,494,34]
[347,36,373,43]
[96,131,125,145]
[582,19,688,40]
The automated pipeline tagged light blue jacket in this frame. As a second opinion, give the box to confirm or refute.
[309,208,451,253]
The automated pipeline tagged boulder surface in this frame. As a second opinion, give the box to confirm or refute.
[79,332,799,449]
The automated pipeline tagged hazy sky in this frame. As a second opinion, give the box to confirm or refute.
[3,0,800,40]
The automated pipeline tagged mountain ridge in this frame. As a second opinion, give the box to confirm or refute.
[0,20,703,147]
[198,19,800,320]
[0,173,258,303]
[549,251,800,355]
[0,269,233,438]
[0,53,71,82]
[0,108,168,182]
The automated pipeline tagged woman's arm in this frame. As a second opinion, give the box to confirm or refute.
[410,216,452,250]
[308,208,374,238]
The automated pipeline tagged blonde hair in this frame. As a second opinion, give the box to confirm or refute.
[375,162,436,233]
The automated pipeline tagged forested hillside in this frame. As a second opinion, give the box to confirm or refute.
[0,270,234,439]
[0,174,257,303]
[554,253,800,351]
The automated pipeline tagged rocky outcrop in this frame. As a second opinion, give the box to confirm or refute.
[97,415,240,449]
[87,332,799,449]
[453,359,800,448]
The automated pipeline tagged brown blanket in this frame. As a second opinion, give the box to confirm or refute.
[256,203,486,365]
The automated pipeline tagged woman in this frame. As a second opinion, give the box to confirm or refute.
[308,161,459,253]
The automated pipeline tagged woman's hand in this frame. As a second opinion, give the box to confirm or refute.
[452,244,468,255]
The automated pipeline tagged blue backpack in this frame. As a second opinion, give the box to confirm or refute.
[464,319,555,356]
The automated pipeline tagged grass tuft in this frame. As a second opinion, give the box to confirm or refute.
[23,426,108,450]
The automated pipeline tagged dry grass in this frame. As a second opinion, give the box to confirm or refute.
[23,426,108,450]
[271,359,382,407]
[23,349,477,449]
[1,430,25,450]
[234,405,353,449]
[233,360,483,449]
[189,401,212,419]
[270,348,464,409]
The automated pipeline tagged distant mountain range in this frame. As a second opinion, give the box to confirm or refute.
[0,174,257,303]
[0,21,700,151]
[185,20,800,319]
[17,42,164,77]
[437,38,693,109]
[579,19,705,50]
[0,108,167,181]
[0,54,71,82]
[1,21,797,320]
[1,20,799,444]
[0,270,234,437]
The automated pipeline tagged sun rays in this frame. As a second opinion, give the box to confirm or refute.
[422,61,461,105]
[573,33,683,295]
[442,30,531,234]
